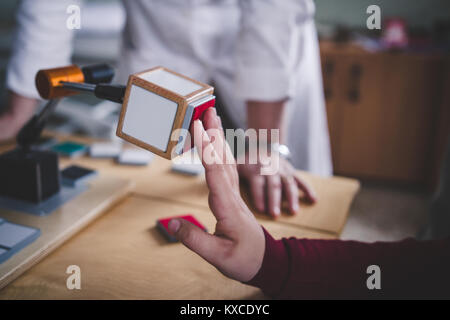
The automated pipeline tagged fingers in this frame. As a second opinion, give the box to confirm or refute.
[168,218,226,267]
[192,119,221,168]
[202,108,238,187]
[294,175,318,203]
[202,108,223,138]
[195,109,239,189]
[249,175,265,213]
[192,120,238,222]
[281,176,299,215]
[192,120,229,193]
[202,108,224,160]
[266,175,282,218]
[191,110,235,188]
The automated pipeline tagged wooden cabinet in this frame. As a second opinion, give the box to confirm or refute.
[321,43,449,188]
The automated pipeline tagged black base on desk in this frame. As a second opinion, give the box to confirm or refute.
[0,148,60,203]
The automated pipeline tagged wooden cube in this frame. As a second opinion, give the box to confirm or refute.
[116,66,215,159]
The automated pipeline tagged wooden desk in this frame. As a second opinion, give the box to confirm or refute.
[54,134,360,236]
[0,133,360,299]
[0,196,335,299]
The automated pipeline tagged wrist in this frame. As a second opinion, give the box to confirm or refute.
[245,139,291,161]
[247,99,287,142]
[270,143,291,160]
[244,227,290,298]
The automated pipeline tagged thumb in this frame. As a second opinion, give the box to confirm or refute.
[168,219,225,266]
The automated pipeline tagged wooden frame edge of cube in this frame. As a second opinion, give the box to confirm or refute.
[134,66,214,100]
[116,75,183,159]
[116,67,214,159]
[116,70,213,160]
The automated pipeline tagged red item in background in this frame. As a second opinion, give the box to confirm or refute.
[157,215,207,242]
[382,18,409,49]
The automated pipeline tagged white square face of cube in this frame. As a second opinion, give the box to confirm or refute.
[138,68,202,96]
[122,85,178,152]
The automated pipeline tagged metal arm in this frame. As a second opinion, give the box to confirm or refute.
[16,64,125,149]
[60,81,126,103]
[16,99,60,149]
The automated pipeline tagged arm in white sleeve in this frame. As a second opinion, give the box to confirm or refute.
[6,0,81,99]
[236,0,316,101]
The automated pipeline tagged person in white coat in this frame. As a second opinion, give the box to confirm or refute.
[0,0,332,217]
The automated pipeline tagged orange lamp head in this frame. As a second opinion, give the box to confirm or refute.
[35,65,85,99]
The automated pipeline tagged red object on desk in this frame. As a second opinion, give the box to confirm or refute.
[157,214,207,242]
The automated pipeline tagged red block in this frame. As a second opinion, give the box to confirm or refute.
[157,214,207,242]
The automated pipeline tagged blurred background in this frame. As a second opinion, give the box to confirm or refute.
[0,0,449,242]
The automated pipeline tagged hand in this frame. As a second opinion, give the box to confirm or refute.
[237,156,317,218]
[244,100,317,218]
[168,108,265,282]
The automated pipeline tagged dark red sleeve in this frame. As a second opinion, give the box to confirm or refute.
[245,228,450,299]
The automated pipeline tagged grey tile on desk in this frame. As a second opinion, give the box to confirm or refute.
[0,222,38,249]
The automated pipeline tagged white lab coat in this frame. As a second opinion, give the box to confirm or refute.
[7,0,332,176]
